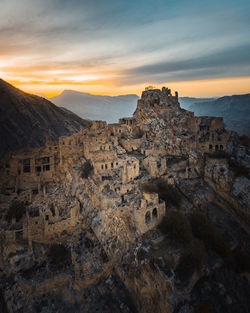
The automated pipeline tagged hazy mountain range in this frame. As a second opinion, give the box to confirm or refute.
[50,90,139,123]
[0,79,90,158]
[178,97,216,110]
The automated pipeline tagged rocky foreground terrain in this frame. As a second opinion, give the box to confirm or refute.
[0,79,90,158]
[0,87,249,313]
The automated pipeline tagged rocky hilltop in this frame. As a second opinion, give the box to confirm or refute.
[0,87,249,313]
[0,79,91,158]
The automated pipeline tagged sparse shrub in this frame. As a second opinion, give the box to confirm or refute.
[239,134,250,147]
[228,159,249,178]
[47,244,71,269]
[230,249,250,273]
[213,233,230,257]
[190,211,215,245]
[100,249,109,263]
[194,303,212,313]
[142,182,158,194]
[142,179,181,206]
[176,239,207,281]
[156,179,182,206]
[80,160,93,179]
[136,129,144,138]
[7,200,26,222]
[22,261,45,280]
[190,211,230,257]
[159,211,192,244]
[164,256,175,270]
[0,287,8,313]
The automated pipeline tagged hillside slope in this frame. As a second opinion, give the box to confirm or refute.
[0,79,90,158]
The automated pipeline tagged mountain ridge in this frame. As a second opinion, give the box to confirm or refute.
[188,93,250,135]
[0,79,90,158]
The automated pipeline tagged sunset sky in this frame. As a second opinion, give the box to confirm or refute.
[1,0,250,97]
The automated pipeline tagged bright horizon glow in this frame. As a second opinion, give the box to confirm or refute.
[4,76,250,98]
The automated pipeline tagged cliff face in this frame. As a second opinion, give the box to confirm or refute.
[0,87,249,313]
[0,79,91,158]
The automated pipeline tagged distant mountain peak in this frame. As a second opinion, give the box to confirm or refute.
[50,90,139,123]
[60,89,92,96]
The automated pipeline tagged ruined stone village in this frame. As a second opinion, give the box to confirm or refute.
[0,88,249,313]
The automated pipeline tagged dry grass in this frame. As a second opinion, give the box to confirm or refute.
[176,239,207,280]
[159,211,192,244]
[190,211,230,257]
[194,303,212,313]
[47,244,71,269]
[7,200,26,222]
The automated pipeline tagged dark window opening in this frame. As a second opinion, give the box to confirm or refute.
[152,208,158,219]
[145,211,151,225]
[23,159,31,173]
[215,145,218,151]
[209,144,213,150]
[220,145,223,150]
[50,205,55,216]
[43,164,50,171]
[36,166,41,173]
[23,166,30,173]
